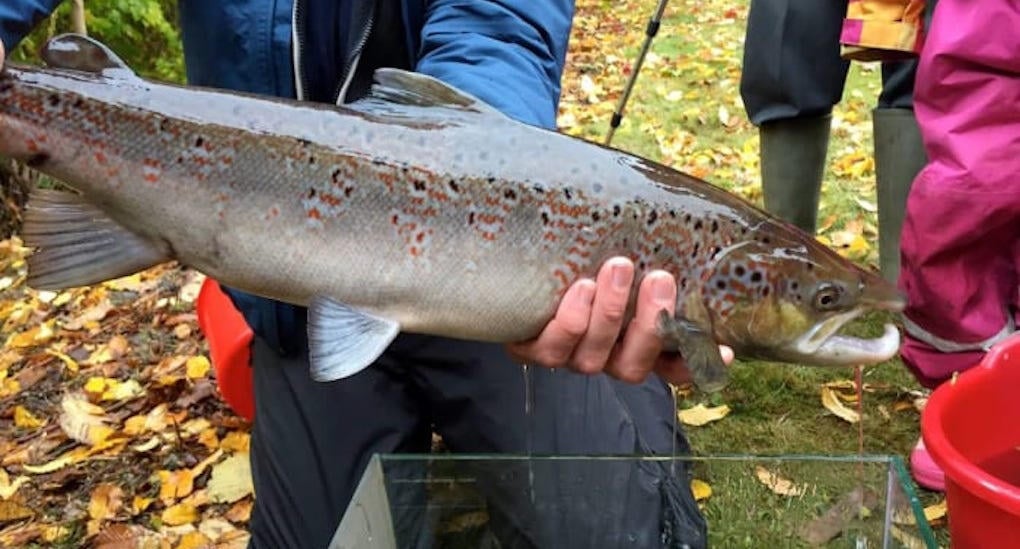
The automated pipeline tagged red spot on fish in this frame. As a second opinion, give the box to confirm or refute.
[307,207,322,220]
[415,231,426,244]
[94,151,108,164]
[410,246,421,257]
[25,139,38,153]
[391,214,399,225]
[319,192,343,207]
[553,268,570,288]
[269,206,280,218]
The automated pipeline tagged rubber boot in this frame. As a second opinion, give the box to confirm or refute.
[759,114,832,233]
[873,108,927,283]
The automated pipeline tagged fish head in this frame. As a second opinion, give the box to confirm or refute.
[697,225,906,367]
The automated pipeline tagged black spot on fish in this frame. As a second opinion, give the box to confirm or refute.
[711,220,719,233]
[47,94,59,107]
[711,246,721,257]
[592,211,601,222]
[684,213,692,224]
[344,186,353,198]
[176,156,184,164]
[469,212,476,225]
[740,226,748,235]
[750,271,762,283]
[541,212,550,225]
[647,210,658,226]
[791,281,799,290]
[716,280,727,290]
[413,180,426,192]
[669,209,677,218]
[564,188,573,200]
[653,244,661,253]
[331,169,342,183]
[158,118,170,132]
[638,260,646,270]
[308,156,316,165]
[73,98,84,109]
[307,188,317,198]
[532,184,546,194]
[694,219,703,231]
[449,179,460,192]
[298,138,311,147]
[487,176,496,184]
[762,286,771,297]
[691,243,700,258]
[613,204,621,217]
[194,137,204,148]
[762,236,771,244]
[734,265,745,277]
[680,277,688,289]
[372,158,386,166]
[504,188,517,200]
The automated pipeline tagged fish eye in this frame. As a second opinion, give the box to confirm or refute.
[813,284,842,311]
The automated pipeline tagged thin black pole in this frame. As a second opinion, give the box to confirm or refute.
[604,0,670,146]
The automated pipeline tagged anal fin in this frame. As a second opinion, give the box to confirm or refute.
[657,311,730,393]
[308,296,401,382]
[22,189,170,290]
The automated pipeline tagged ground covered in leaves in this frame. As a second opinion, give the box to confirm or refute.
[2,0,948,546]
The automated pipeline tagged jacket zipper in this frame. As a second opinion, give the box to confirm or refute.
[291,0,309,100]
[334,4,375,105]
[291,0,376,105]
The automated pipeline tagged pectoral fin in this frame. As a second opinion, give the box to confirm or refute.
[657,310,729,392]
[307,296,401,382]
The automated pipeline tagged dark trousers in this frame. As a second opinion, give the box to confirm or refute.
[245,333,706,549]
[739,0,934,125]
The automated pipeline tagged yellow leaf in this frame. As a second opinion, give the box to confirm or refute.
[84,376,109,395]
[46,349,79,372]
[125,403,170,436]
[0,499,34,522]
[224,499,252,524]
[207,454,253,504]
[41,524,72,543]
[678,404,731,427]
[176,531,212,549]
[88,482,125,521]
[197,518,236,543]
[755,466,807,496]
[198,428,220,451]
[186,356,211,379]
[690,479,712,501]
[132,496,154,515]
[220,432,250,454]
[14,406,45,429]
[102,379,144,402]
[821,386,861,424]
[158,469,196,503]
[6,320,56,348]
[0,468,30,500]
[162,503,199,526]
[924,499,947,523]
[22,447,91,474]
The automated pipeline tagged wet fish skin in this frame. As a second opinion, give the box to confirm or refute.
[0,35,905,390]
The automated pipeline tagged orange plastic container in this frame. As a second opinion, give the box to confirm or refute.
[921,333,1020,548]
[195,278,255,422]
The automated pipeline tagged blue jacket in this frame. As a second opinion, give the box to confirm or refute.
[1,0,574,353]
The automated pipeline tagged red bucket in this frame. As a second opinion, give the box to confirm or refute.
[196,278,255,422]
[921,333,1020,548]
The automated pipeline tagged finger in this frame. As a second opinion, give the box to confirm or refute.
[505,278,596,368]
[0,40,5,66]
[605,270,677,383]
[568,257,635,374]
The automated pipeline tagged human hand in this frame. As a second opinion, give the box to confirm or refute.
[1,40,6,67]
[506,257,734,386]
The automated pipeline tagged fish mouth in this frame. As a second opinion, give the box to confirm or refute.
[789,308,901,366]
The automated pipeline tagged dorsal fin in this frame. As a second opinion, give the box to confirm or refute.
[349,68,509,123]
[41,34,136,79]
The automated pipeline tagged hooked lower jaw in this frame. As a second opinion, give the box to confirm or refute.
[789,308,902,366]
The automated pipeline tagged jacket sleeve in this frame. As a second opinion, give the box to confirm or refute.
[0,0,64,51]
[413,0,575,129]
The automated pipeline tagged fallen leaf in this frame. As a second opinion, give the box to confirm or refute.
[13,406,45,429]
[177,531,213,549]
[678,403,731,426]
[207,454,253,504]
[41,524,72,543]
[197,518,236,542]
[219,432,250,454]
[214,530,251,549]
[85,377,145,402]
[93,523,161,549]
[890,525,928,549]
[224,499,252,524]
[755,466,807,496]
[924,499,947,523]
[132,496,154,516]
[162,503,200,526]
[89,482,125,521]
[63,300,113,331]
[197,428,220,451]
[158,469,196,503]
[0,469,29,500]
[59,393,115,446]
[125,403,169,436]
[690,479,712,501]
[0,499,34,523]
[821,386,860,424]
[186,356,211,379]
[46,349,79,372]
[174,324,193,340]
[0,522,41,546]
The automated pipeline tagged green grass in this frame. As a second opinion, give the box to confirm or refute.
[560,0,949,543]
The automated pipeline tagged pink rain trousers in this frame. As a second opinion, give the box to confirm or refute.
[898,1,1020,388]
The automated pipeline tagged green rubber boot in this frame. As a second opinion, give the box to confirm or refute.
[873,108,927,283]
[759,114,832,234]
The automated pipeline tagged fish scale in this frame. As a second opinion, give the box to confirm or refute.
[0,34,906,390]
